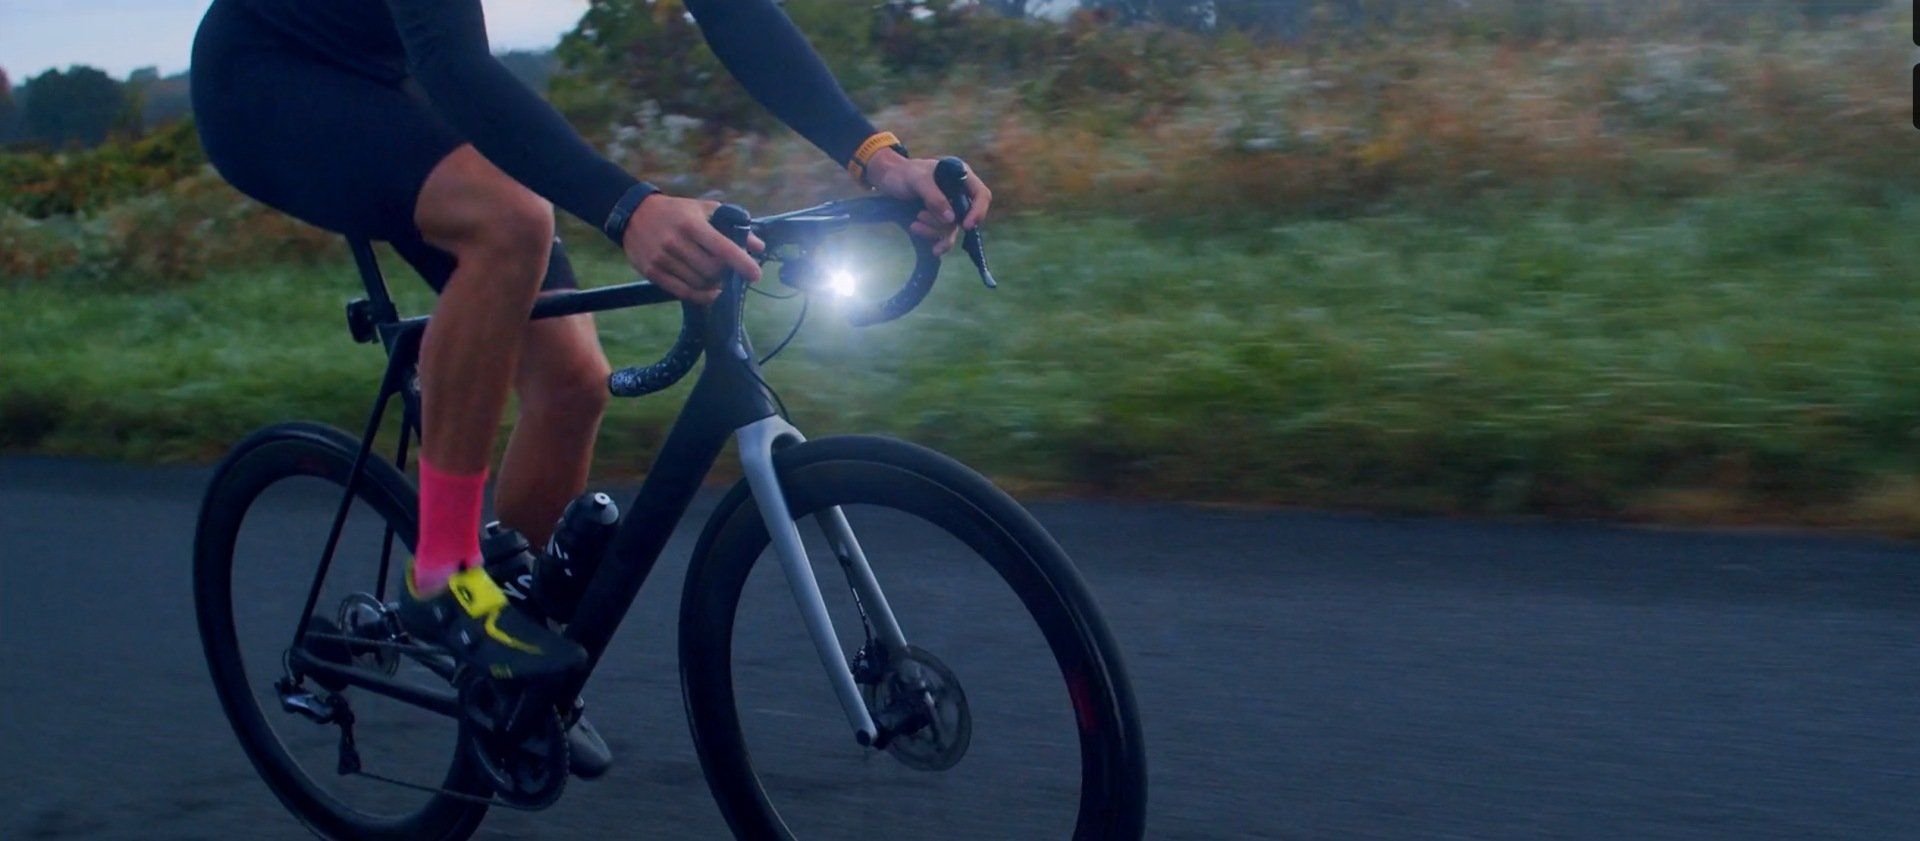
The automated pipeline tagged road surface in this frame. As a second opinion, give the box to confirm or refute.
[2,456,1915,839]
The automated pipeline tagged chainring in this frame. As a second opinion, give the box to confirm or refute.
[867,644,971,771]
[459,678,570,809]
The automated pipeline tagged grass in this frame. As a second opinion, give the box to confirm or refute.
[5,182,1919,531]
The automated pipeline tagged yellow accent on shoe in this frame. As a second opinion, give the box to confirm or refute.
[484,611,542,655]
[447,566,508,617]
[446,567,543,655]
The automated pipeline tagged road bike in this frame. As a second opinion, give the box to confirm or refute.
[194,160,1146,839]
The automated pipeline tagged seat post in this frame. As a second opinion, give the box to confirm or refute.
[347,237,400,325]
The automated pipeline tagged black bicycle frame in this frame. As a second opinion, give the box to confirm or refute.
[292,236,779,718]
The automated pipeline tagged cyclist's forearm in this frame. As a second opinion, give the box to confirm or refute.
[385,0,638,227]
[685,0,879,167]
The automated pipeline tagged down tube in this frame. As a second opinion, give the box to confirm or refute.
[561,273,778,698]
[560,410,728,678]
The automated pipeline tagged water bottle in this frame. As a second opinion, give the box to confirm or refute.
[537,492,619,624]
[480,522,547,624]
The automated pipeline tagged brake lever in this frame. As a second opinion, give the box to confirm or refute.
[933,158,997,289]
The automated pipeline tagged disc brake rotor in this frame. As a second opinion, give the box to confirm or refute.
[868,645,971,771]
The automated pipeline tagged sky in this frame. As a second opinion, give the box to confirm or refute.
[0,0,591,80]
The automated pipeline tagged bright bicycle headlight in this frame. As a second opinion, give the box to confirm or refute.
[826,269,860,299]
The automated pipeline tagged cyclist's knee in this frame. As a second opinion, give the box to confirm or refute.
[460,192,553,269]
[416,148,554,271]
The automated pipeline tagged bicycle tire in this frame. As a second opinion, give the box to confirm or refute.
[194,421,489,841]
[678,435,1147,840]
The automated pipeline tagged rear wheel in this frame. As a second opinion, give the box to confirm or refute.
[194,422,488,840]
[680,436,1147,839]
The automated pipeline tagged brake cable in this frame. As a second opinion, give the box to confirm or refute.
[758,293,809,366]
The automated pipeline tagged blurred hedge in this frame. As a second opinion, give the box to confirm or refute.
[552,0,1914,225]
[2,1,1912,281]
[0,121,339,286]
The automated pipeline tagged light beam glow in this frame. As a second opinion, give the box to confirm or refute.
[827,270,860,299]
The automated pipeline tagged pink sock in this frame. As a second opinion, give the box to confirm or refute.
[413,457,487,593]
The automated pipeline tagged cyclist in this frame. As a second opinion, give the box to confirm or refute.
[190,0,992,681]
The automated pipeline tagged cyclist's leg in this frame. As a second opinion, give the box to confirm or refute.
[407,146,552,589]
[195,10,583,673]
[385,152,584,675]
[497,299,612,548]
[390,235,610,550]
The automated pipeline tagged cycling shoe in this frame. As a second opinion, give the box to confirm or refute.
[397,566,586,682]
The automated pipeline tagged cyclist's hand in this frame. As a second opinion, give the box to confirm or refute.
[863,151,992,257]
[621,194,764,304]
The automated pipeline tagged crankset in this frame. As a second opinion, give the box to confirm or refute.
[458,673,570,809]
[858,644,972,771]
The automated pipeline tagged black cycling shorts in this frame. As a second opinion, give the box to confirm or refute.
[189,0,576,292]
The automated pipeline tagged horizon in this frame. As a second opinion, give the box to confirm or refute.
[0,0,590,81]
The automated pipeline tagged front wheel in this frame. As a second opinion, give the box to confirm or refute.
[680,436,1147,839]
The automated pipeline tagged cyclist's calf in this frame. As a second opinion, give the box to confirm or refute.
[517,317,612,422]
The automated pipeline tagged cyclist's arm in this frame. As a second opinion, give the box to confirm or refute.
[384,0,639,230]
[684,0,880,167]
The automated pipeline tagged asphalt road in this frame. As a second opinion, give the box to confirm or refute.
[2,455,1916,839]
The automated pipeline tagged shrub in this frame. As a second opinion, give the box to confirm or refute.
[2,172,338,288]
[0,120,205,217]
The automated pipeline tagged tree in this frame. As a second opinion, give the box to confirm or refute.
[19,65,129,148]
[0,68,16,143]
[497,50,558,93]
[1081,0,1214,28]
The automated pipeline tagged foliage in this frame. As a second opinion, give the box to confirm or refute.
[0,165,339,287]
[7,187,1920,531]
[125,66,194,129]
[0,119,206,217]
[0,68,15,142]
[2,1,1916,529]
[16,65,136,149]
[1071,0,1886,40]
[549,2,1910,233]
[552,0,883,155]
[497,50,561,93]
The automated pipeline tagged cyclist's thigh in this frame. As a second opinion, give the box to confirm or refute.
[193,3,460,244]
[193,8,580,293]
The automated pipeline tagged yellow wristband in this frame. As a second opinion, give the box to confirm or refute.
[847,132,903,186]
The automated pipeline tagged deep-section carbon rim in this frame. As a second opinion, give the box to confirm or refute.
[193,421,488,841]
[678,435,1147,840]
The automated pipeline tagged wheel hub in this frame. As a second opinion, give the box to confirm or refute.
[865,645,971,771]
[336,593,402,677]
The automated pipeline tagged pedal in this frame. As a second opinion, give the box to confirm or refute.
[274,677,362,775]
[276,677,342,724]
[566,706,613,780]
